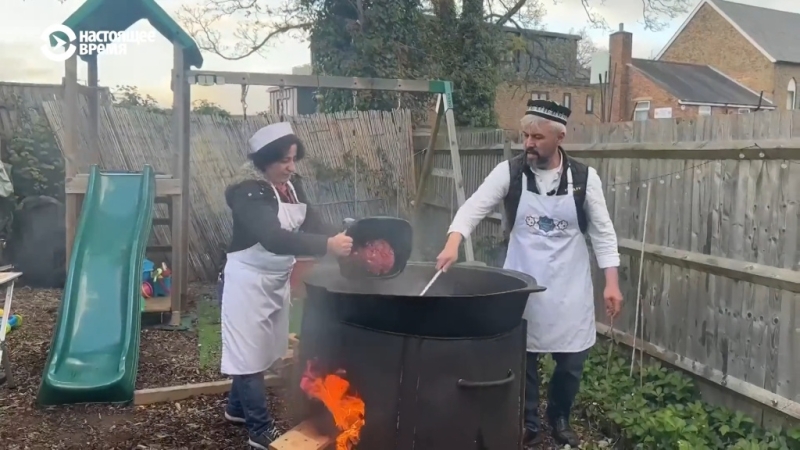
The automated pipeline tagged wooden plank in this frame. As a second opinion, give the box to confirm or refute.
[617,239,800,293]
[147,245,173,253]
[412,223,800,293]
[412,96,443,259]
[427,139,800,160]
[777,157,800,402]
[65,174,181,195]
[186,70,443,93]
[153,218,171,226]
[64,55,79,272]
[173,43,189,324]
[596,322,800,421]
[134,373,284,405]
[0,272,22,286]
[143,296,171,313]
[269,419,334,450]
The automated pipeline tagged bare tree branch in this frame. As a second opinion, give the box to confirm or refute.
[493,0,527,26]
[179,0,693,64]
[178,0,312,60]
[572,27,598,69]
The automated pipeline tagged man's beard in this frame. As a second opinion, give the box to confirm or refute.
[526,148,551,169]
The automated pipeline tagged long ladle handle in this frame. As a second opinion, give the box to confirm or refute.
[419,270,443,296]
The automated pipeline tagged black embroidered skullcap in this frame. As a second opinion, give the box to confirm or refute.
[525,99,571,125]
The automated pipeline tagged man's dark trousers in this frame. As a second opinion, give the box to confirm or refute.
[524,349,590,432]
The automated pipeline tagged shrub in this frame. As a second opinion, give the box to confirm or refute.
[539,342,800,449]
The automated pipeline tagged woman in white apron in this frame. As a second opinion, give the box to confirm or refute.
[434,100,623,448]
[220,122,353,450]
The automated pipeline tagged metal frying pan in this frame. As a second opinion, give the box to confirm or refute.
[339,216,413,279]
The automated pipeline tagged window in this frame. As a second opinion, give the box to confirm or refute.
[273,88,295,115]
[531,91,549,100]
[563,93,571,109]
[788,78,797,110]
[585,95,594,113]
[633,101,651,121]
[698,105,712,116]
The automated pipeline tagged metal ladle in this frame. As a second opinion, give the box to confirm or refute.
[419,269,443,296]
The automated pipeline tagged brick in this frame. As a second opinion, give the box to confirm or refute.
[659,2,800,109]
[494,82,601,131]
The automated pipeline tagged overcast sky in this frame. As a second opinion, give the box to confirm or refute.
[1,0,798,113]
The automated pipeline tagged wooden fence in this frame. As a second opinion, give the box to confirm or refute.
[42,100,415,280]
[416,110,800,427]
[33,96,800,424]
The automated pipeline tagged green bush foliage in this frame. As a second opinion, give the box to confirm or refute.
[2,102,64,202]
[554,343,800,449]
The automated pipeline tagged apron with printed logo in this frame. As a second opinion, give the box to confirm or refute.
[503,169,595,353]
[221,181,307,375]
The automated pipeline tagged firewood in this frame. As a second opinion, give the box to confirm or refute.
[268,419,334,450]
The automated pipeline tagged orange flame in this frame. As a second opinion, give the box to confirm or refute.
[300,360,365,450]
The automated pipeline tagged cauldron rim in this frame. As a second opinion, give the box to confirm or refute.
[304,261,546,298]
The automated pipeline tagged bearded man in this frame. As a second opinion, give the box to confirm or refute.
[435,99,623,447]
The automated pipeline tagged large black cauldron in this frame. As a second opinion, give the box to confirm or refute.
[303,262,545,338]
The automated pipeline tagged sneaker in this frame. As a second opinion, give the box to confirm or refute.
[247,425,283,449]
[523,428,543,447]
[551,417,580,447]
[224,410,245,424]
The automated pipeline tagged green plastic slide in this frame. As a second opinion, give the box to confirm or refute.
[37,165,155,406]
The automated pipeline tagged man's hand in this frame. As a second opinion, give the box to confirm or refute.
[435,233,463,272]
[604,284,623,319]
[435,246,459,272]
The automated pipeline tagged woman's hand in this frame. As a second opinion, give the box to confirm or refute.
[327,233,353,257]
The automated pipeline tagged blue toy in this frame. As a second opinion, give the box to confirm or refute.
[142,259,172,298]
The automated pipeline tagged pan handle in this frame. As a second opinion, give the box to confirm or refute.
[456,370,515,388]
[517,286,547,295]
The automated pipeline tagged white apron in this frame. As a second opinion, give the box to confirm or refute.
[221,181,307,375]
[503,169,596,353]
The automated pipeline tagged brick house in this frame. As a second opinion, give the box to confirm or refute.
[305,24,598,129]
[608,23,773,122]
[494,82,600,130]
[657,0,800,112]
[493,27,600,130]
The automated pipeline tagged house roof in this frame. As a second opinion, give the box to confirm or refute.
[656,0,800,63]
[500,26,580,41]
[54,0,203,68]
[630,59,774,108]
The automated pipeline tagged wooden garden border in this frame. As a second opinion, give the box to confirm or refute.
[134,335,299,406]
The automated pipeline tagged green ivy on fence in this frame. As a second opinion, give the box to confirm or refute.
[546,342,800,449]
[1,96,65,202]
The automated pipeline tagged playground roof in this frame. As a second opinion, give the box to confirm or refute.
[59,0,204,68]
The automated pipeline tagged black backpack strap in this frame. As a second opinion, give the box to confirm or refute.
[503,154,526,242]
[567,156,589,234]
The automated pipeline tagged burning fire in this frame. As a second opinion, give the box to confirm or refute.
[300,360,366,450]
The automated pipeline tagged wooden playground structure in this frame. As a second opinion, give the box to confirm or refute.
[51,0,472,445]
[58,0,473,327]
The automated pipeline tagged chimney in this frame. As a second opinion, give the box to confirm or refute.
[608,23,632,122]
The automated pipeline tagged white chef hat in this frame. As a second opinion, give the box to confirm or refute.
[248,122,294,154]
